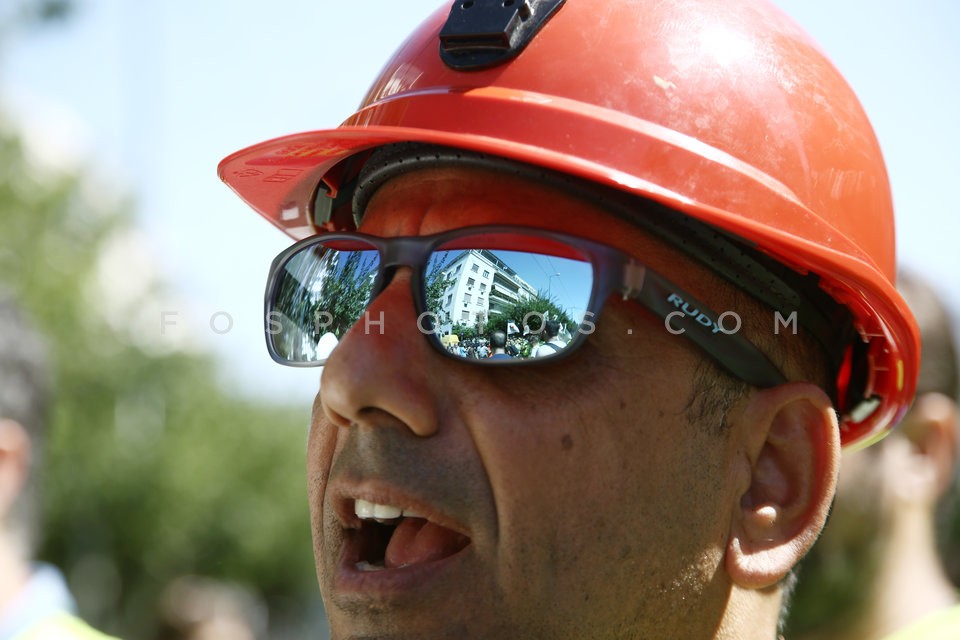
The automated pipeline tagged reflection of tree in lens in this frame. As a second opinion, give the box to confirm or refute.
[424,252,456,323]
[450,322,478,340]
[273,252,320,358]
[503,291,575,336]
[314,250,378,338]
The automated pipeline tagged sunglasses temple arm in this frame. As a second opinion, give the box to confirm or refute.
[633,271,788,389]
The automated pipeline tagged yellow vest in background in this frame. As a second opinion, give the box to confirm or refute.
[884,604,960,640]
[13,613,119,640]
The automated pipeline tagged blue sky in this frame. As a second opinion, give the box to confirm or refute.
[3,0,958,402]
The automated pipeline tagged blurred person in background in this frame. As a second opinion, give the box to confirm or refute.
[788,272,960,640]
[156,576,265,640]
[0,294,118,640]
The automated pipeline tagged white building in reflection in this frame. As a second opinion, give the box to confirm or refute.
[438,250,537,331]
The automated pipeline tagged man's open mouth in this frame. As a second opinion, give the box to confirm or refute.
[350,498,471,571]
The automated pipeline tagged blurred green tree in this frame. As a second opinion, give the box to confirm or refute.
[0,0,73,39]
[0,117,318,637]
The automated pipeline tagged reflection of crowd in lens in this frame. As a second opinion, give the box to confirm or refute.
[443,327,565,360]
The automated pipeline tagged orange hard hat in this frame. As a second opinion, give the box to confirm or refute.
[219,0,919,448]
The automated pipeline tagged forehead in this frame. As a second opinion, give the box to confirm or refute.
[357,164,681,267]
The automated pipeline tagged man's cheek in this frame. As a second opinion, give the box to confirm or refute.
[306,420,340,517]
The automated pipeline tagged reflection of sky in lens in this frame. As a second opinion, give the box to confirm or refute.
[489,250,593,323]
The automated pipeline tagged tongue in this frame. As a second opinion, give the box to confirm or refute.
[384,517,469,569]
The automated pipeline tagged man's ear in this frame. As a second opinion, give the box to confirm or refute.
[725,382,840,590]
[0,419,32,519]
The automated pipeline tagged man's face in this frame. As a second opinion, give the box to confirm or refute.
[307,166,743,639]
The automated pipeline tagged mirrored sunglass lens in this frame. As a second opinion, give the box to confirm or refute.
[425,239,594,361]
[268,240,380,364]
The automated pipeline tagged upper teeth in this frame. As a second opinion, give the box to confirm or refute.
[355,498,423,522]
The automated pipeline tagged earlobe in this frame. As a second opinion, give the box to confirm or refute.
[725,383,840,589]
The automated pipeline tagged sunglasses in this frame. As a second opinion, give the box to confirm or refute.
[264,225,787,388]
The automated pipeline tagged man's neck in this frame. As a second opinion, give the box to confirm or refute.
[714,584,784,640]
[856,506,956,639]
[0,538,31,616]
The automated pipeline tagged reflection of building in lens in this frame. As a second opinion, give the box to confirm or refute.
[437,250,537,330]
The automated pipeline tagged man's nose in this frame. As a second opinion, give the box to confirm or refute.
[318,271,442,437]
